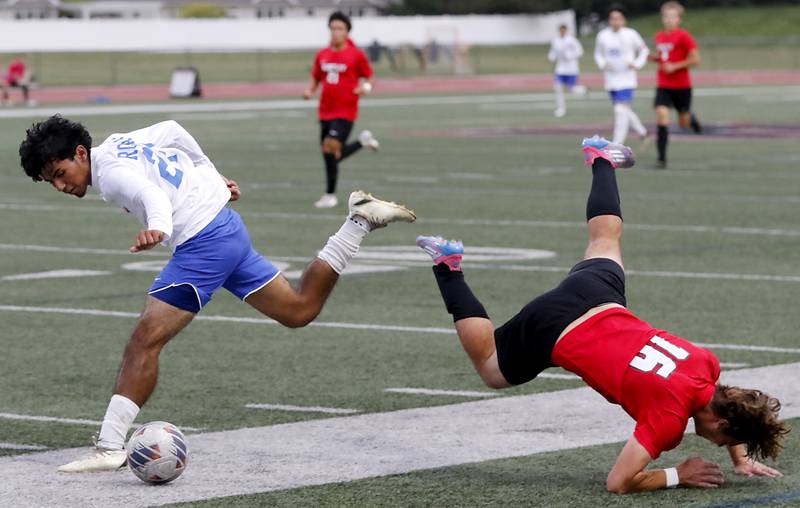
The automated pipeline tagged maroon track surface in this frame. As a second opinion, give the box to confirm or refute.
[8,70,800,105]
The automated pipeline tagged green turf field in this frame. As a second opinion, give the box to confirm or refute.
[0,84,798,505]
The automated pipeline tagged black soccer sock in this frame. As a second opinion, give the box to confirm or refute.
[586,159,621,221]
[690,113,702,134]
[323,153,338,194]
[340,141,363,160]
[657,125,668,163]
[432,263,489,322]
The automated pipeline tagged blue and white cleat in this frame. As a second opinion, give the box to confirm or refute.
[416,235,464,271]
[581,135,635,169]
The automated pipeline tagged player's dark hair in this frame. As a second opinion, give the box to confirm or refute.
[328,11,351,32]
[712,385,790,461]
[608,4,627,17]
[19,115,92,182]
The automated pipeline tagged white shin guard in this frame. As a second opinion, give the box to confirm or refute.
[317,218,369,274]
[97,394,140,450]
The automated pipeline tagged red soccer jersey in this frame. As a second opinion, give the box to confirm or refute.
[5,59,26,84]
[312,39,373,122]
[552,307,720,459]
[654,28,698,89]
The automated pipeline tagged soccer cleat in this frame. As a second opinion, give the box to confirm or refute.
[581,135,635,169]
[348,190,415,230]
[314,193,338,209]
[57,447,127,473]
[416,235,464,271]
[553,107,566,118]
[358,130,379,151]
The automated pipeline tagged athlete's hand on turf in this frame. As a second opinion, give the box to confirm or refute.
[734,459,783,478]
[130,230,165,253]
[677,457,725,488]
[224,177,241,201]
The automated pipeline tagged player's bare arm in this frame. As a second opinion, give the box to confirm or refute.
[728,444,783,478]
[303,78,320,99]
[353,77,374,95]
[662,48,700,73]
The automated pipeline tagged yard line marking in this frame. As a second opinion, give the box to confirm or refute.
[0,362,797,507]
[1,304,799,355]
[719,362,749,369]
[384,388,499,398]
[244,404,360,415]
[0,412,204,432]
[537,373,580,380]
[0,243,168,257]
[0,442,48,451]
[1,269,111,281]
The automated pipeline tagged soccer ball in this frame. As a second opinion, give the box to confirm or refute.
[126,421,188,484]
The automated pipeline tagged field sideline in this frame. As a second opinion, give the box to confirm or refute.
[0,84,798,506]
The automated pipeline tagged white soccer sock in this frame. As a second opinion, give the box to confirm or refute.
[613,103,630,144]
[627,107,647,137]
[96,394,140,450]
[317,217,369,274]
[553,82,566,111]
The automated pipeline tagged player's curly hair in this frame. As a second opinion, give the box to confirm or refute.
[711,384,791,461]
[19,114,92,182]
[608,3,627,17]
[328,10,351,32]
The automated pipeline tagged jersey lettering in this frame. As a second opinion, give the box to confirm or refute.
[115,137,138,160]
[142,143,184,189]
[629,335,690,379]
[321,62,347,85]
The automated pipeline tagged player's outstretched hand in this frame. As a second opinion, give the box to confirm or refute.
[734,459,783,478]
[677,457,725,488]
[130,229,165,253]
[224,176,241,201]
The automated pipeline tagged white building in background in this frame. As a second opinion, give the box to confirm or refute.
[0,0,60,19]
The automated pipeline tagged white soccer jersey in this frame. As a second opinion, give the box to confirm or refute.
[548,34,584,75]
[594,27,649,91]
[90,120,231,250]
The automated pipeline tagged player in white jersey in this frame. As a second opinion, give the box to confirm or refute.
[548,24,586,118]
[19,115,416,473]
[594,5,650,144]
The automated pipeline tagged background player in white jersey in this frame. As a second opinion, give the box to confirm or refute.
[547,24,586,118]
[18,115,416,473]
[594,5,650,144]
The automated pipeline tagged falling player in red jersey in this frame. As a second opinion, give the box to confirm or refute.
[417,136,789,494]
[303,11,379,209]
[652,1,703,168]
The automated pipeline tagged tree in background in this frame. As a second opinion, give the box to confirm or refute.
[179,2,227,18]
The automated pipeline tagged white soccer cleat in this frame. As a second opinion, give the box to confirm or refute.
[314,193,338,209]
[554,107,566,118]
[358,130,379,151]
[348,190,415,229]
[57,447,127,473]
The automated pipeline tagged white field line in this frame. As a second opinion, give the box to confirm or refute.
[0,304,799,356]
[0,85,795,120]
[4,202,800,237]
[384,388,499,398]
[537,373,580,380]
[3,242,800,284]
[0,362,797,508]
[1,269,111,281]
[245,404,360,415]
[0,412,204,432]
[0,442,48,451]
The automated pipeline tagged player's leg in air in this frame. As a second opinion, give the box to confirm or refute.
[315,118,379,209]
[58,190,415,473]
[417,135,633,388]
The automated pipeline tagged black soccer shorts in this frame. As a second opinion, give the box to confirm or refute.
[494,258,627,385]
[654,87,692,113]
[319,118,354,144]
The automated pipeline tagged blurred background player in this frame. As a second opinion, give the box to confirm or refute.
[1,56,35,107]
[652,1,703,169]
[547,24,586,118]
[416,136,788,494]
[594,5,649,144]
[303,11,379,209]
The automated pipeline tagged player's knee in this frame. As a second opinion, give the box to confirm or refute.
[321,138,340,154]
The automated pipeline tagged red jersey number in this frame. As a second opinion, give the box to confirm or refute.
[629,335,689,379]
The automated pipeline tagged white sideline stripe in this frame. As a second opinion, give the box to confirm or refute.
[384,388,499,398]
[0,412,204,432]
[0,362,797,507]
[245,404,360,414]
[1,269,110,281]
[0,85,794,119]
[1,304,799,355]
[0,442,48,451]
[537,373,580,380]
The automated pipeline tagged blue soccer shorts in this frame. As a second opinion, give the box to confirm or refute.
[148,207,281,313]
[555,74,578,87]
[609,88,635,103]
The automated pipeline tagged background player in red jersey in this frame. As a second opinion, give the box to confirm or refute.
[303,11,379,209]
[417,135,789,494]
[652,1,703,168]
[1,57,35,107]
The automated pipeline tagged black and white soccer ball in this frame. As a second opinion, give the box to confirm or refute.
[126,421,188,484]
